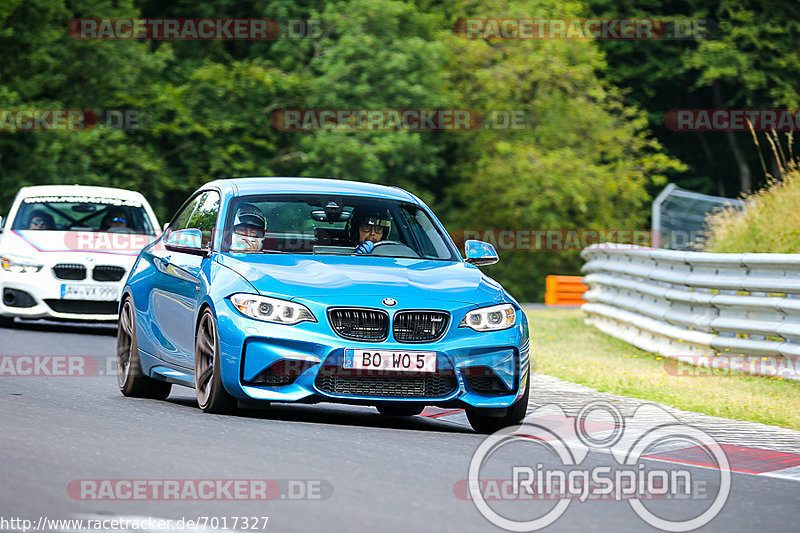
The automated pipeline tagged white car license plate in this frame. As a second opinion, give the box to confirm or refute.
[343,349,436,373]
[60,284,119,301]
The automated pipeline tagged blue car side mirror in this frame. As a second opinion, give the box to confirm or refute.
[164,228,209,257]
[464,240,498,266]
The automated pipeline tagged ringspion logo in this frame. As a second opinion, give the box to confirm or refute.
[465,402,730,531]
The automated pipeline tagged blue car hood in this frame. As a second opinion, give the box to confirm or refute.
[217,253,505,305]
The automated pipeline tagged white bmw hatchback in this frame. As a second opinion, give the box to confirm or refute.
[0,185,161,325]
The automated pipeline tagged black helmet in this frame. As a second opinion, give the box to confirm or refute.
[349,207,392,242]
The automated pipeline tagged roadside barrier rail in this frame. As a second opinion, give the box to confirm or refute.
[580,244,800,379]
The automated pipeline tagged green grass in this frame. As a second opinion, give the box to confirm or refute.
[526,308,800,430]
[703,167,800,252]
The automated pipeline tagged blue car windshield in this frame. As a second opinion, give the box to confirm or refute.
[223,194,459,260]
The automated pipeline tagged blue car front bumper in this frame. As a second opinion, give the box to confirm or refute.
[213,298,530,409]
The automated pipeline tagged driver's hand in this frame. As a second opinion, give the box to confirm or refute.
[355,240,375,254]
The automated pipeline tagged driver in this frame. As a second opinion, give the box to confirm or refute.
[231,203,267,252]
[350,208,392,254]
[101,209,129,231]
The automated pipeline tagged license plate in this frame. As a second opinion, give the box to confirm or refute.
[60,284,119,301]
[343,349,437,373]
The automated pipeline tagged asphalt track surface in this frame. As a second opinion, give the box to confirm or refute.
[1,320,798,533]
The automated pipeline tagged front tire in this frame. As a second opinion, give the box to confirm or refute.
[117,298,172,399]
[466,376,530,434]
[195,309,237,414]
[0,315,15,328]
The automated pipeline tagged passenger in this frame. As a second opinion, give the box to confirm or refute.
[231,204,267,252]
[27,210,55,230]
[350,208,392,254]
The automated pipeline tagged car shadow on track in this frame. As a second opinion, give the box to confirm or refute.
[164,394,473,434]
[1,319,117,336]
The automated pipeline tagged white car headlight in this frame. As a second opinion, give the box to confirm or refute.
[1,255,43,274]
[460,303,516,331]
[230,294,316,325]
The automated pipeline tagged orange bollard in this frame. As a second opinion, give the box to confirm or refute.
[544,275,587,306]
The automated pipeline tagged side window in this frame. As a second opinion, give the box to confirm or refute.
[170,194,204,232]
[399,205,451,259]
[413,209,451,258]
[186,191,220,248]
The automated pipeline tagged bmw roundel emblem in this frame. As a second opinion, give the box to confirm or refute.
[382,298,397,307]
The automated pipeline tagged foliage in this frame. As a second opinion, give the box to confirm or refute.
[438,0,683,299]
[703,166,800,253]
[585,0,800,195]
[2,0,793,301]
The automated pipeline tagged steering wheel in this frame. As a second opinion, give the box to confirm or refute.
[370,240,420,258]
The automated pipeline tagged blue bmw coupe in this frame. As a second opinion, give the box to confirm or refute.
[117,177,530,432]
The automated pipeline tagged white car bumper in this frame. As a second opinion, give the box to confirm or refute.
[0,262,128,321]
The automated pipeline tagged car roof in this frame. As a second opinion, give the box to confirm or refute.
[16,185,150,203]
[205,177,418,203]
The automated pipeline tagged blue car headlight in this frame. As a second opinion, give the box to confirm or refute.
[230,294,317,325]
[460,303,516,331]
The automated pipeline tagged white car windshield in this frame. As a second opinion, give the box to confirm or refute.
[222,194,458,260]
[12,195,155,234]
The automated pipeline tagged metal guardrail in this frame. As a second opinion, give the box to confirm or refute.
[580,244,800,379]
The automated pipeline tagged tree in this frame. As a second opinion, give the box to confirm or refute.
[0,0,172,213]
[585,0,800,194]
[436,0,683,299]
